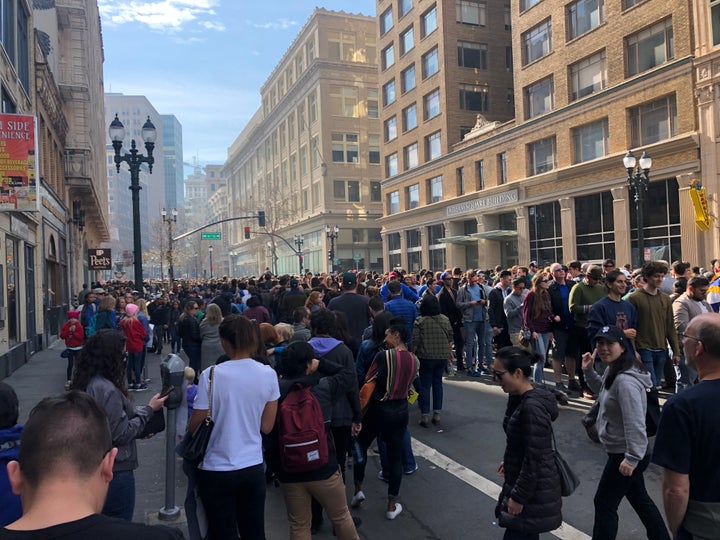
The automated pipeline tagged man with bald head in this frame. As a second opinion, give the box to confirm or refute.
[652,313,720,539]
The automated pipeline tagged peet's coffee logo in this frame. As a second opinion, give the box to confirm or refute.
[88,249,112,270]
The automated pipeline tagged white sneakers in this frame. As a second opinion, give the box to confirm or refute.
[386,503,403,520]
[350,490,366,508]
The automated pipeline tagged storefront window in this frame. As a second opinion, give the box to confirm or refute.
[629,177,680,264]
[575,191,615,261]
[529,202,562,266]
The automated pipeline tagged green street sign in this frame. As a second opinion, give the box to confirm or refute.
[201,232,221,240]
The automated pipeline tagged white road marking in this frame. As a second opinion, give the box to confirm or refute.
[411,438,591,540]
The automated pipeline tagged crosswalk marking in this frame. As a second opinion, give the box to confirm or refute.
[411,438,591,540]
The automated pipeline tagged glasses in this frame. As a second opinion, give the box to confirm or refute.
[541,279,549,283]
[493,369,508,380]
[679,332,701,343]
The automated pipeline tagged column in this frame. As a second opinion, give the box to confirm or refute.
[515,206,530,267]
[677,175,702,266]
[420,226,430,269]
[381,231,389,272]
[558,197,576,262]
[399,230,408,271]
[611,186,632,267]
[444,220,464,269]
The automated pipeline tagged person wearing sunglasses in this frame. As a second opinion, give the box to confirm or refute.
[494,346,562,540]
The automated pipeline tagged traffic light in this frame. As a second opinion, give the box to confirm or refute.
[257,211,266,228]
[244,226,251,239]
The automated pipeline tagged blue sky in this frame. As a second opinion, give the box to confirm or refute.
[99,0,377,171]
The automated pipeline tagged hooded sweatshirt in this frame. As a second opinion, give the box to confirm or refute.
[308,337,361,426]
[583,363,652,467]
[0,424,22,526]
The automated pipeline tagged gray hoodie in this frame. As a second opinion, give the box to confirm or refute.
[583,364,652,467]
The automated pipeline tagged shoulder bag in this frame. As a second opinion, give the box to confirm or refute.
[180,365,215,463]
[552,428,580,496]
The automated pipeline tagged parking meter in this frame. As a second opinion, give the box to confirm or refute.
[159,353,184,409]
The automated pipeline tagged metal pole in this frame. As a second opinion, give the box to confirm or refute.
[168,220,174,281]
[129,163,143,291]
[158,406,180,520]
[635,182,645,266]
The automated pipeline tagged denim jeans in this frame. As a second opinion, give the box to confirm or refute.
[503,529,539,540]
[378,426,416,475]
[464,320,486,369]
[481,321,494,366]
[531,333,551,384]
[126,351,143,385]
[183,457,207,540]
[102,469,135,521]
[418,359,445,415]
[674,354,697,394]
[452,325,465,369]
[592,453,670,540]
[638,349,667,387]
[184,345,202,383]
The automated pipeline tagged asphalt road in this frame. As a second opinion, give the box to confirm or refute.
[7,343,670,539]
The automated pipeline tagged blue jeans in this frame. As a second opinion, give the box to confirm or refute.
[464,320,486,369]
[126,351,143,385]
[674,354,697,394]
[103,470,135,521]
[531,333,551,384]
[638,349,667,387]
[418,359,445,415]
[378,426,416,475]
[481,321,494,366]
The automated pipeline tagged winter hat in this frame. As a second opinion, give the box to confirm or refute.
[67,311,81,319]
[125,303,139,317]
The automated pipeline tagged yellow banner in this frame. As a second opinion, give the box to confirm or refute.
[690,183,711,231]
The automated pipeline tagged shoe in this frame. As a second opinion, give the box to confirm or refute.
[582,389,597,400]
[468,370,481,377]
[350,490,365,508]
[404,464,419,475]
[431,413,440,425]
[419,416,429,428]
[479,367,492,376]
[135,383,148,392]
[377,470,388,482]
[386,502,403,520]
[64,380,72,390]
[555,382,568,392]
[456,366,467,371]
[128,383,137,391]
[568,380,582,393]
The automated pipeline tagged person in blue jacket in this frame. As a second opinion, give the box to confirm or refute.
[0,381,22,526]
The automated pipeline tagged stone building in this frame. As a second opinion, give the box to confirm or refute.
[224,8,383,276]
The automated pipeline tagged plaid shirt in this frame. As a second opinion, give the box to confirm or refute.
[412,314,453,360]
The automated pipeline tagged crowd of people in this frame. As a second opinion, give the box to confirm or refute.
[1,256,720,540]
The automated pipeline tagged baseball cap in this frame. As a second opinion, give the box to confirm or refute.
[594,325,625,346]
[529,261,538,267]
[388,271,398,278]
[342,272,357,286]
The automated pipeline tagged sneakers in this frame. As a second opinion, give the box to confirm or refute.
[568,379,582,393]
[468,370,481,377]
[128,383,137,391]
[350,491,366,508]
[377,470,388,482]
[386,503,403,520]
[404,464,419,475]
[555,381,568,392]
[419,416,429,428]
[135,383,148,391]
[64,380,72,390]
[431,413,440,425]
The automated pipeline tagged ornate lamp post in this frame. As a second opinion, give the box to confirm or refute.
[209,244,214,280]
[161,207,178,281]
[109,114,157,290]
[325,225,339,273]
[623,150,652,267]
[294,234,304,275]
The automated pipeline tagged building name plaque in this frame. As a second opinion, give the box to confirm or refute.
[445,189,518,217]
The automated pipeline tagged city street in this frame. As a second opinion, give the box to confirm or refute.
[8,343,668,539]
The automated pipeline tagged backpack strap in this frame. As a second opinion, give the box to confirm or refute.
[207,365,215,420]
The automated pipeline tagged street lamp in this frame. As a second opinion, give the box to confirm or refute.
[623,150,652,267]
[110,114,157,290]
[294,235,304,275]
[208,245,214,280]
[161,207,178,281]
[325,225,339,273]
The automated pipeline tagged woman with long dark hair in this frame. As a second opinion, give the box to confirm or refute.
[179,300,202,378]
[71,329,166,520]
[522,272,560,384]
[581,326,670,540]
[494,346,561,540]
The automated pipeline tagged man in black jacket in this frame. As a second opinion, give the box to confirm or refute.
[489,270,512,350]
[548,263,579,393]
[438,272,465,369]
[148,295,170,355]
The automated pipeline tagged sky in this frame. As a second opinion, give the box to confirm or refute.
[99,0,377,172]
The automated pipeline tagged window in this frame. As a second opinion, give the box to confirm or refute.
[280,121,287,148]
[311,136,320,169]
[629,95,677,146]
[328,31,356,61]
[457,0,487,25]
[384,116,398,142]
[528,137,556,175]
[400,27,415,55]
[2,0,16,67]
[399,0,413,17]
[425,131,442,160]
[422,47,439,78]
[575,191,615,262]
[334,180,361,202]
[524,77,553,118]
[388,191,400,214]
[382,43,395,70]
[367,89,379,118]
[288,112,296,140]
[380,8,394,35]
[365,36,377,64]
[569,51,607,100]
[421,5,438,37]
[498,152,507,184]
[369,134,381,164]
[522,20,552,65]
[403,103,418,131]
[404,143,419,170]
[401,64,416,93]
[458,41,487,69]
[428,175,443,203]
[290,153,297,182]
[302,189,309,211]
[371,181,382,202]
[306,38,315,62]
[297,103,306,131]
[308,92,317,123]
[626,19,674,76]
[16,4,28,91]
[330,86,359,117]
[407,184,420,209]
[567,0,604,40]
[424,88,441,119]
[300,145,308,175]
[332,133,359,163]
[623,0,643,7]
[712,0,720,45]
[504,4,511,30]
[295,53,305,76]
[573,118,609,163]
[459,84,489,111]
[386,153,399,177]
[383,79,397,106]
[457,167,466,195]
[521,0,542,11]
[476,160,485,190]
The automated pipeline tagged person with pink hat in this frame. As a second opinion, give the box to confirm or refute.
[120,303,147,391]
[59,311,84,389]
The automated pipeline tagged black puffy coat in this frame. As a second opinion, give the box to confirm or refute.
[497,386,562,535]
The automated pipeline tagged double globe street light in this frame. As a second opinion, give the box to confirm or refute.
[623,150,652,267]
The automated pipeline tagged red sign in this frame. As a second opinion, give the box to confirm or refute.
[0,114,37,211]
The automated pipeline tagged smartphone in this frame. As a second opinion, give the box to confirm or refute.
[159,385,175,399]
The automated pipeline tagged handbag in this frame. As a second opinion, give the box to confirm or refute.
[137,408,166,439]
[181,365,215,463]
[519,328,531,348]
[581,400,601,443]
[359,378,377,414]
[552,428,580,496]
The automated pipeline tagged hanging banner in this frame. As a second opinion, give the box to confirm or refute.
[88,249,112,270]
[0,114,38,211]
[689,180,711,231]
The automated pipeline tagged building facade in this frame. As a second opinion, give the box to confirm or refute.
[224,8,383,276]
[379,0,703,271]
[162,114,184,212]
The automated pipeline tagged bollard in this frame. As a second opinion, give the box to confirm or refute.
[158,353,185,521]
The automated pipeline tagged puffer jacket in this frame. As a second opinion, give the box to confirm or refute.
[497,387,562,535]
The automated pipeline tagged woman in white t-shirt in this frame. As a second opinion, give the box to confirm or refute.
[189,315,279,540]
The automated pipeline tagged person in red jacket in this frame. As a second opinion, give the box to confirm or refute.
[120,303,147,391]
[60,310,85,389]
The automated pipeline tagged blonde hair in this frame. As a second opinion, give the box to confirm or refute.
[135,298,149,317]
[204,303,223,325]
[275,322,294,343]
[183,366,195,383]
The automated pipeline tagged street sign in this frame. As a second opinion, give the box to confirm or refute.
[201,232,221,240]
[88,249,112,270]
[353,253,361,261]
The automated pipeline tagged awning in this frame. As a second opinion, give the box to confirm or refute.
[470,230,518,240]
[437,235,478,245]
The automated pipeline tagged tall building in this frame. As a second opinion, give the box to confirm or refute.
[162,114,184,211]
[379,0,702,271]
[224,8,382,276]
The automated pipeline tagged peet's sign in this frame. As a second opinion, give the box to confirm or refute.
[446,189,518,217]
[88,249,112,270]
